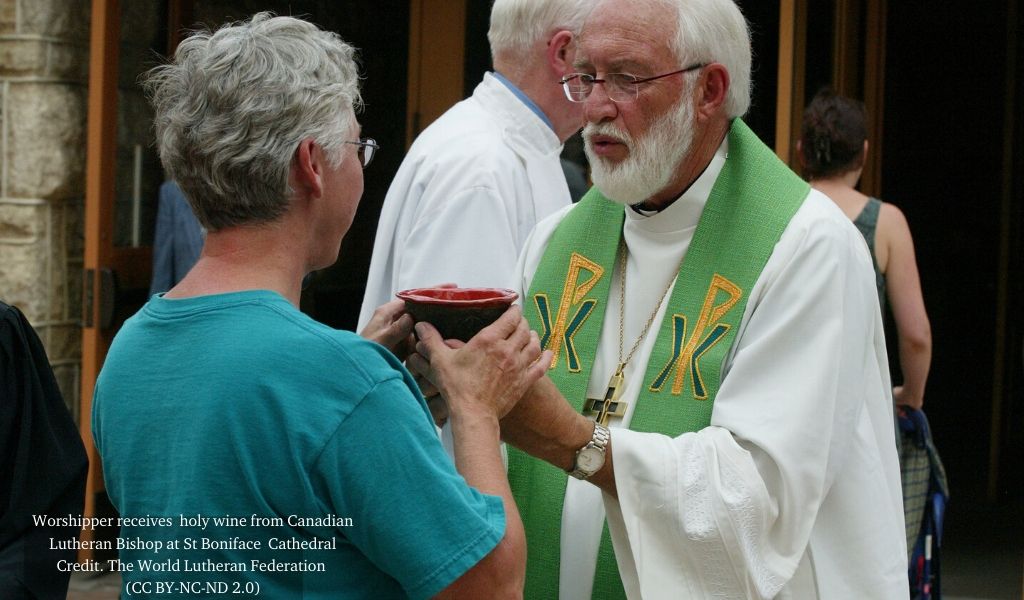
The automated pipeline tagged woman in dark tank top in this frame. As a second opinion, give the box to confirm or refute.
[797,88,932,413]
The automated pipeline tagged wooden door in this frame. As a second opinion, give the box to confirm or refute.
[79,0,191,558]
[771,0,887,188]
[405,0,467,146]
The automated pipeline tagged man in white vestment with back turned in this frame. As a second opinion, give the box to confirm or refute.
[359,0,592,456]
[358,0,591,328]
[413,0,909,598]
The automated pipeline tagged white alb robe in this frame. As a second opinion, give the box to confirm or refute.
[357,72,571,330]
[515,141,908,599]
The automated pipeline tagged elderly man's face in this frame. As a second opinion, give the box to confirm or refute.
[577,0,697,204]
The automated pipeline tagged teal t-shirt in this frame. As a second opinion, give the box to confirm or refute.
[93,290,504,599]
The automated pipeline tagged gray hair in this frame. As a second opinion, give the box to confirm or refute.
[658,0,752,117]
[487,0,593,63]
[144,12,362,231]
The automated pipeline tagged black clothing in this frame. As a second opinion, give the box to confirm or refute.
[0,301,88,599]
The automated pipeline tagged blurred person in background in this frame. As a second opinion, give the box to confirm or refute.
[799,88,931,414]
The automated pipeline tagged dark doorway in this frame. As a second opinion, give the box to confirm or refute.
[736,0,780,146]
[883,0,1023,595]
[883,0,1020,504]
[191,1,411,331]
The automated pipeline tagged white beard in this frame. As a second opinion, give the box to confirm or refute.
[584,94,695,205]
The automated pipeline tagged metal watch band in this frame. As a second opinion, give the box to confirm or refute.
[568,423,611,480]
[591,422,610,450]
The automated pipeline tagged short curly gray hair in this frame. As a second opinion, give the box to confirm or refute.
[144,12,362,231]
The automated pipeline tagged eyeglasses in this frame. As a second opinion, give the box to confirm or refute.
[560,63,706,103]
[345,138,379,168]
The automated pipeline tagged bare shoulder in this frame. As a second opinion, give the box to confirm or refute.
[878,201,909,226]
[877,200,914,242]
[875,200,919,273]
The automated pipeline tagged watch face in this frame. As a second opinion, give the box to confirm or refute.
[577,447,604,472]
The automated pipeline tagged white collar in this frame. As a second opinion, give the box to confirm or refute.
[625,136,730,234]
[472,72,563,158]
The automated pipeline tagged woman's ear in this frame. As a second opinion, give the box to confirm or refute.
[292,139,324,199]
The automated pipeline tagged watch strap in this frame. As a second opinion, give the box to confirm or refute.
[568,423,610,480]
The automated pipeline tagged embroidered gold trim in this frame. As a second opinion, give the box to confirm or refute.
[649,273,743,398]
[538,252,603,370]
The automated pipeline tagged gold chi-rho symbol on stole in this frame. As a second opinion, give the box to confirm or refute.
[650,274,742,399]
[533,253,603,372]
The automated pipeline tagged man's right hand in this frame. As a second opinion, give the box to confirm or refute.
[408,305,550,422]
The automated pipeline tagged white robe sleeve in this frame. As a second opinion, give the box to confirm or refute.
[606,203,900,599]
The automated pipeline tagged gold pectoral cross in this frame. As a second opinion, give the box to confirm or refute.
[584,364,629,426]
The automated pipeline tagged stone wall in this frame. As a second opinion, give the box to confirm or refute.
[0,0,90,417]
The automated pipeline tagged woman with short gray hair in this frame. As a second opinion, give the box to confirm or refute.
[146,12,361,231]
[93,13,540,599]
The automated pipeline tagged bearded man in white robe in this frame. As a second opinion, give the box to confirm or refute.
[414,0,908,598]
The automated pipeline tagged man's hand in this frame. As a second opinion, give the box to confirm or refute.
[359,299,415,360]
[408,305,551,421]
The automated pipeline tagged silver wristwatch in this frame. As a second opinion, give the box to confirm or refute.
[568,423,610,480]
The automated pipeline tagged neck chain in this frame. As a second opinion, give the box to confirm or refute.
[617,238,676,377]
[587,238,677,427]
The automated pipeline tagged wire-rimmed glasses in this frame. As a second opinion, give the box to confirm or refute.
[345,138,380,168]
[560,63,706,103]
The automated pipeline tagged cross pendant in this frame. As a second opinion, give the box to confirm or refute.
[584,364,628,426]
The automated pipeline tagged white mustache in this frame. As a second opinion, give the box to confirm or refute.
[583,123,632,151]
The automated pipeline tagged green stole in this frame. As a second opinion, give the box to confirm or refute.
[506,119,810,599]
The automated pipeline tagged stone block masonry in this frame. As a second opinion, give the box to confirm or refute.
[0,0,90,419]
